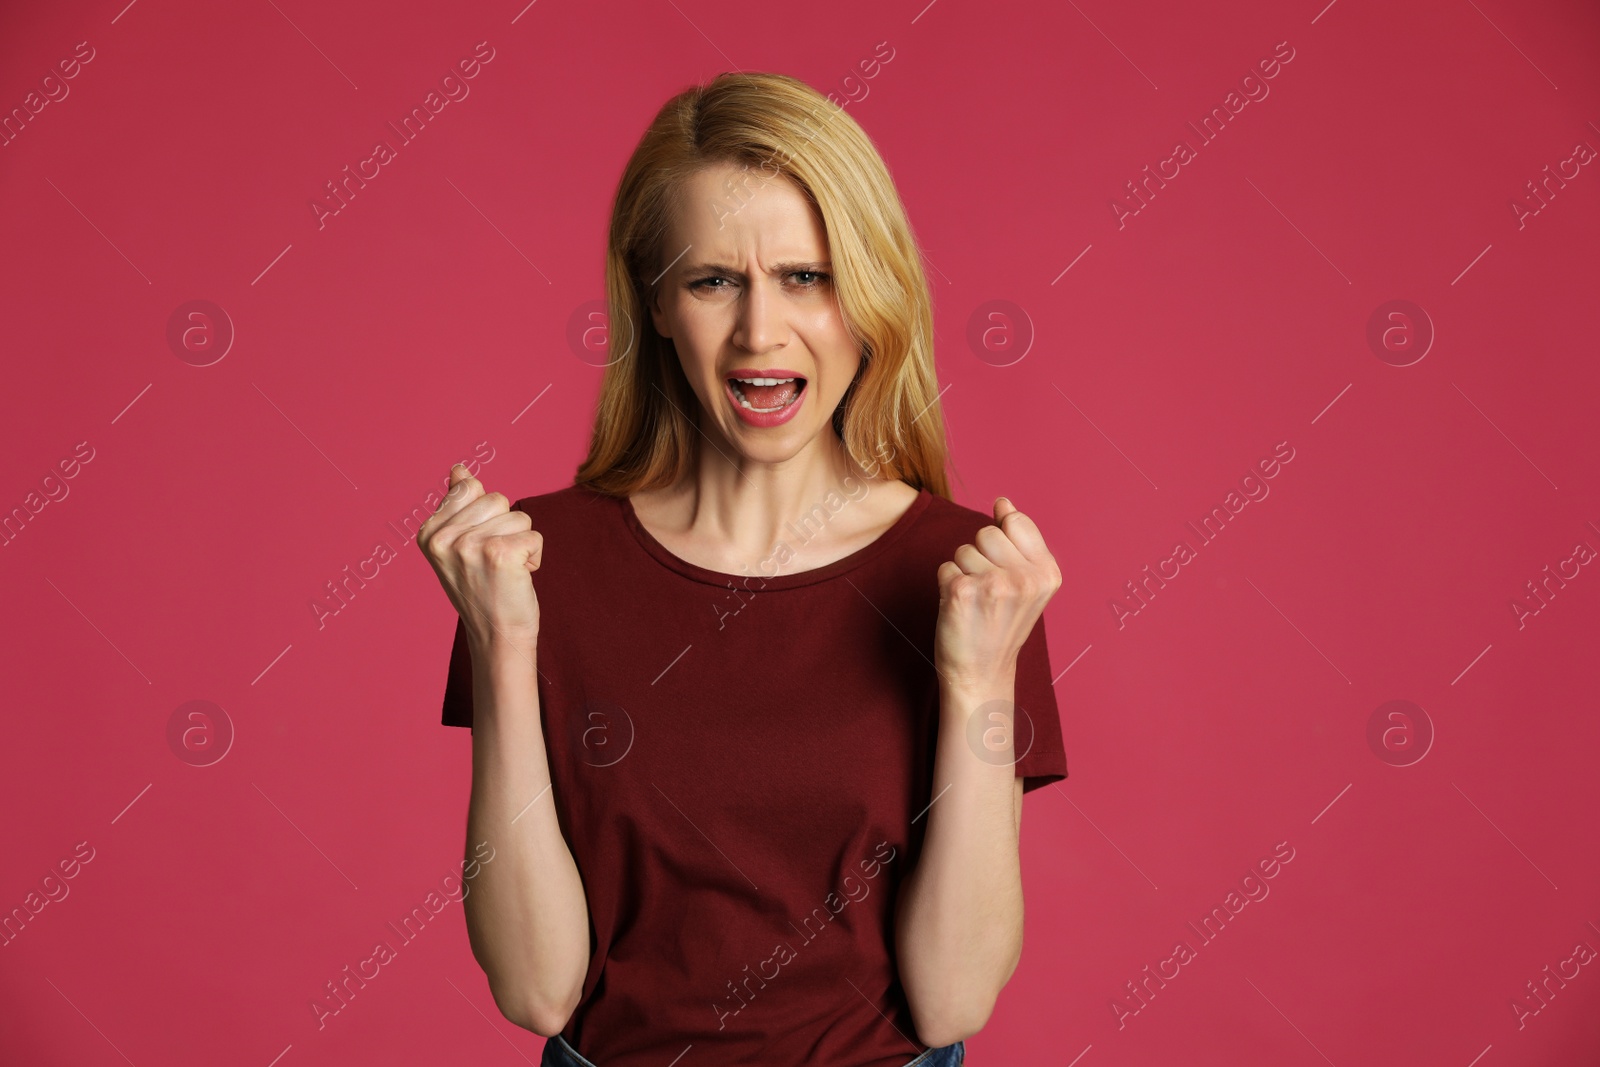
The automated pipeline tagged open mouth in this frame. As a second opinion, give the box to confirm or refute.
[727,375,807,413]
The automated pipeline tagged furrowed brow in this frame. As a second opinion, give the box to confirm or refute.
[681,260,832,277]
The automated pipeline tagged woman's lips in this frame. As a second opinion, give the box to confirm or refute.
[724,374,806,428]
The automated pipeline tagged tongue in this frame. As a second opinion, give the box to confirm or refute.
[739,380,799,407]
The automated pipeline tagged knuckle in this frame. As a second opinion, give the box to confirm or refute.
[446,531,476,562]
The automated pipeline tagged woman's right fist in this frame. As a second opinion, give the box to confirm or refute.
[417,464,542,657]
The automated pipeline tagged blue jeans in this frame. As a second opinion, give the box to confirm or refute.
[539,1032,965,1067]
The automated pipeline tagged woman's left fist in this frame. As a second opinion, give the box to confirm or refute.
[933,496,1062,692]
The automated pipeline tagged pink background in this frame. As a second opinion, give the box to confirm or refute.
[3,0,1598,1063]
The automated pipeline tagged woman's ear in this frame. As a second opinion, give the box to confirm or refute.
[647,283,672,339]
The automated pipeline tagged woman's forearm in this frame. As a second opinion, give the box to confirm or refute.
[894,669,1025,1047]
[462,637,591,1036]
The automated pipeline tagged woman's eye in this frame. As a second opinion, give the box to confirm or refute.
[688,272,829,291]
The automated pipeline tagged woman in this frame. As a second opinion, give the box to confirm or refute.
[420,71,1067,1067]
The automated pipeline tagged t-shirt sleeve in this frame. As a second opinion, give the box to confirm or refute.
[1014,611,1067,793]
[439,495,540,730]
[440,614,475,729]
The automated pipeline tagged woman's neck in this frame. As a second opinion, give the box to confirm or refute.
[630,432,911,576]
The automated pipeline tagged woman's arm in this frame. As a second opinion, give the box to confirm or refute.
[893,668,1025,1048]
[418,466,591,1035]
[898,496,1060,1047]
[461,636,591,1036]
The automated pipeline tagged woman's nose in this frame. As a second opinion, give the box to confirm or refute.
[735,275,785,352]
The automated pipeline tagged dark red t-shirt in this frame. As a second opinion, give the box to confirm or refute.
[440,482,1067,1066]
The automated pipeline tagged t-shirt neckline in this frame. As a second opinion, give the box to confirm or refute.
[617,484,934,589]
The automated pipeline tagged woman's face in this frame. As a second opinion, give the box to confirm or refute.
[647,160,861,466]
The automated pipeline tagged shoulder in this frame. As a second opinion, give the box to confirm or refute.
[874,489,1008,573]
[509,482,617,525]
[914,491,1003,544]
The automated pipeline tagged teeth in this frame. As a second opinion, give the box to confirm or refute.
[728,378,799,412]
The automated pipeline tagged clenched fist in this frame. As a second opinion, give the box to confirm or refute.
[417,464,543,659]
[933,496,1062,694]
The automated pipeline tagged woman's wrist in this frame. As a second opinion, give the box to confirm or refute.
[936,660,1018,707]
[469,628,539,673]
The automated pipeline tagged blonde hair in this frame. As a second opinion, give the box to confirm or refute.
[573,71,952,500]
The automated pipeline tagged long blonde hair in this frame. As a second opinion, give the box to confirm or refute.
[574,71,952,500]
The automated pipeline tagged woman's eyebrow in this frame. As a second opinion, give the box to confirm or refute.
[681,260,832,276]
